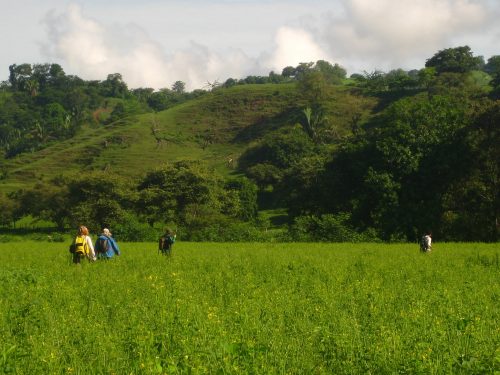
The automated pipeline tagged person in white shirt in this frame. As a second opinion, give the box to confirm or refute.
[420,231,432,253]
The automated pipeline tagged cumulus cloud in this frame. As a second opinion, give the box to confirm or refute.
[41,4,262,90]
[266,26,333,72]
[317,0,496,72]
[39,1,500,89]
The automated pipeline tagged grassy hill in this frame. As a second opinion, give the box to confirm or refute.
[0,83,377,193]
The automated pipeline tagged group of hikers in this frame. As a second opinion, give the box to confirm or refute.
[70,225,176,264]
[70,225,430,263]
[70,226,121,264]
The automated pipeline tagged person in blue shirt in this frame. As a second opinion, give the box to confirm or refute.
[95,228,121,259]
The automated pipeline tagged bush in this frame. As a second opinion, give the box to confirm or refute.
[0,235,20,243]
[289,213,380,242]
[113,213,158,242]
[184,221,267,242]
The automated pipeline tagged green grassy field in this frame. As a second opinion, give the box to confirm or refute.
[1,242,499,374]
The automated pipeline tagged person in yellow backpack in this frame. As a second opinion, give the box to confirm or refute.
[71,225,96,264]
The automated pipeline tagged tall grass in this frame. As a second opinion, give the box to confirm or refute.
[1,242,499,373]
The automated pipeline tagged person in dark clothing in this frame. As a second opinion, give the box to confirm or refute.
[159,228,176,256]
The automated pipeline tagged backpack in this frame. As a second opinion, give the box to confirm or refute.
[97,237,109,254]
[420,235,431,251]
[73,235,88,255]
[159,235,174,251]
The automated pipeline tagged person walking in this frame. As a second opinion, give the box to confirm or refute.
[420,231,432,253]
[94,228,121,260]
[158,228,176,256]
[71,225,96,264]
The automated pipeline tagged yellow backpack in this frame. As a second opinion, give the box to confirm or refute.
[74,235,89,255]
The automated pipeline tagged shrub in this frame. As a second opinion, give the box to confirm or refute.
[184,220,266,242]
[113,213,158,241]
[289,213,380,242]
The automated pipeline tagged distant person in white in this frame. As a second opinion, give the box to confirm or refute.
[420,232,432,253]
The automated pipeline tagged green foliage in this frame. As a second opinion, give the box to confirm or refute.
[425,45,484,74]
[113,212,158,241]
[13,182,69,230]
[100,73,129,98]
[1,47,499,242]
[297,70,331,106]
[223,177,258,221]
[239,127,315,172]
[440,99,500,241]
[183,220,265,242]
[314,60,347,84]
[290,213,379,242]
[138,160,223,224]
[484,55,500,75]
[245,163,283,189]
[0,192,18,227]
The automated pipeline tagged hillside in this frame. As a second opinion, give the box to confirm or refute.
[0,83,377,193]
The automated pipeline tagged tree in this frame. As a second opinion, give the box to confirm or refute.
[485,55,500,96]
[49,63,65,81]
[137,160,224,227]
[245,163,283,189]
[223,177,258,221]
[171,80,186,94]
[441,100,500,241]
[425,46,484,74]
[484,55,500,75]
[64,172,134,230]
[294,62,314,79]
[8,63,32,90]
[131,87,154,102]
[385,69,418,91]
[297,70,330,107]
[314,60,346,84]
[223,78,237,88]
[238,127,315,172]
[25,79,39,97]
[106,102,126,124]
[301,106,328,144]
[276,154,328,218]
[281,66,296,78]
[362,70,388,92]
[101,73,129,98]
[268,71,285,83]
[14,182,70,230]
[0,192,18,227]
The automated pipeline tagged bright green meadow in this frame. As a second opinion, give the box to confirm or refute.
[1,242,499,374]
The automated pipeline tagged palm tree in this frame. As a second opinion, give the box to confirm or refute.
[25,79,39,97]
[301,106,327,144]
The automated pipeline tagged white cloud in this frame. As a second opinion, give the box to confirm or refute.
[41,4,267,89]
[29,0,500,89]
[317,0,497,72]
[267,26,332,71]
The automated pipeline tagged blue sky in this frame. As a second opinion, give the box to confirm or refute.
[1,0,499,89]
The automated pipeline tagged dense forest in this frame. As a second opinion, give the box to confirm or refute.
[0,46,498,242]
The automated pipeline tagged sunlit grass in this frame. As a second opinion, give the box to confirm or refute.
[1,242,499,373]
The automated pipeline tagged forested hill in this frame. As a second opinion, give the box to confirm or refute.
[0,46,499,242]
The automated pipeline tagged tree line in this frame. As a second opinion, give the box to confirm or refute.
[0,161,259,241]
